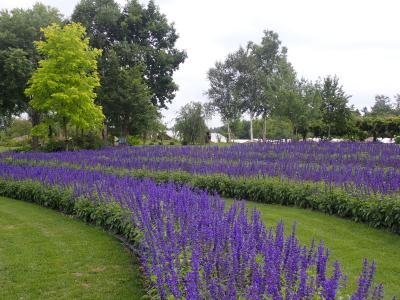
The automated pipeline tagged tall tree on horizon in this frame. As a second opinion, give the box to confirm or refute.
[318,75,351,138]
[370,95,395,117]
[207,30,294,142]
[206,55,243,142]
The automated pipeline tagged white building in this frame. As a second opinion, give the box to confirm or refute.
[210,133,227,143]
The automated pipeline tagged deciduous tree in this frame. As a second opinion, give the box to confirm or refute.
[174,102,208,145]
[25,23,104,149]
[0,3,62,147]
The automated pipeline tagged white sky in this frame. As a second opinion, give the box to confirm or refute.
[2,0,400,127]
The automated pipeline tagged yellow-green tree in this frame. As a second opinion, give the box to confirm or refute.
[25,22,104,147]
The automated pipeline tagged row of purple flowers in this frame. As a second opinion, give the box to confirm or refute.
[2,142,400,195]
[0,162,385,299]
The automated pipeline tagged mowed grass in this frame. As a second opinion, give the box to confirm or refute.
[225,199,400,298]
[0,197,144,300]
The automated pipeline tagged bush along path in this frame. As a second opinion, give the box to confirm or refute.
[3,151,400,235]
[0,163,395,299]
[0,196,144,299]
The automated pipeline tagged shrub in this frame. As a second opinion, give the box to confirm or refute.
[72,133,104,150]
[127,135,143,146]
[41,140,66,152]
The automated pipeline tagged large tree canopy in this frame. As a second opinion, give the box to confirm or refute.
[72,0,186,108]
[206,55,243,142]
[207,30,294,141]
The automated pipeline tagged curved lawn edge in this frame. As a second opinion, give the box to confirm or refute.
[0,196,145,299]
[0,180,147,299]
[225,199,400,298]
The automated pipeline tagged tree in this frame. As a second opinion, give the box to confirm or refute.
[370,95,394,116]
[252,30,295,141]
[394,94,400,115]
[232,46,262,141]
[317,75,351,138]
[206,56,243,142]
[101,49,154,143]
[213,30,294,142]
[72,0,186,106]
[0,3,62,147]
[25,23,104,149]
[174,102,208,145]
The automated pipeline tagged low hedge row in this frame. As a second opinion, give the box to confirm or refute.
[118,168,400,234]
[0,178,140,249]
[4,158,400,234]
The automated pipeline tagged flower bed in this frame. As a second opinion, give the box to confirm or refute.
[0,163,386,299]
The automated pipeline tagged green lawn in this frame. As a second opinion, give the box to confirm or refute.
[226,199,400,298]
[0,197,144,300]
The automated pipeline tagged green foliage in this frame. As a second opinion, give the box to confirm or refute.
[101,49,154,142]
[174,102,209,145]
[6,118,31,138]
[395,136,400,144]
[317,76,352,138]
[127,135,143,146]
[370,95,395,117]
[206,57,243,141]
[207,30,297,141]
[356,116,400,141]
[72,133,105,150]
[5,157,400,234]
[108,168,400,234]
[215,117,293,140]
[71,0,186,141]
[0,4,62,119]
[0,118,32,146]
[25,22,104,142]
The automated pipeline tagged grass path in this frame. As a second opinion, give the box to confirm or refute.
[226,199,400,298]
[0,197,144,300]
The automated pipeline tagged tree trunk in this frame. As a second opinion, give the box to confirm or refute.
[328,124,331,140]
[119,122,128,145]
[63,117,69,151]
[102,122,108,142]
[373,131,377,142]
[262,114,267,142]
[29,109,41,149]
[227,122,231,143]
[249,112,254,142]
[48,125,53,139]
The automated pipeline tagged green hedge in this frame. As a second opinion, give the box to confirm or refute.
[119,169,400,234]
[4,158,400,234]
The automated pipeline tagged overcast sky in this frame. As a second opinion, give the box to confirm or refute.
[2,0,400,127]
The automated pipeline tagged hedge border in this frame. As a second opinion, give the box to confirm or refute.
[4,158,400,234]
